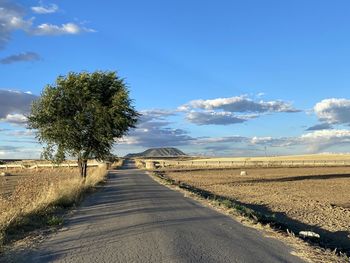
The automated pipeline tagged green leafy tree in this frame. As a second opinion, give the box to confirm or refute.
[28,71,139,178]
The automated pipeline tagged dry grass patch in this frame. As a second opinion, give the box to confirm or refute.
[0,168,78,197]
[0,165,108,248]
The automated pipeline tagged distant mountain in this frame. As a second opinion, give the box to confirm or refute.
[125,147,186,158]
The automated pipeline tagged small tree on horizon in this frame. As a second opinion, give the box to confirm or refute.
[28,71,139,178]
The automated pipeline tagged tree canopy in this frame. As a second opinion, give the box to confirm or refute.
[28,71,139,177]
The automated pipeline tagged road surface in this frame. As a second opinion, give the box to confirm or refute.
[21,160,304,262]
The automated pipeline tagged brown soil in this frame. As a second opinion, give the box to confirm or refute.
[165,167,350,253]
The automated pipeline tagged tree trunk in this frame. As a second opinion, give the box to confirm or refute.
[78,158,83,177]
[82,160,88,178]
[78,158,88,178]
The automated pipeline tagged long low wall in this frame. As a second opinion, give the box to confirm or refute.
[0,163,101,170]
[138,159,350,169]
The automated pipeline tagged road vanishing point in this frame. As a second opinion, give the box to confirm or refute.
[19,160,304,263]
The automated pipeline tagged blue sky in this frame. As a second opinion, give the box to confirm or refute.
[1,0,350,158]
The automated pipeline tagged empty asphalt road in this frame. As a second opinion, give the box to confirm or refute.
[19,160,304,263]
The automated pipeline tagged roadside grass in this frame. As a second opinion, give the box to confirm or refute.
[46,215,64,227]
[151,170,349,263]
[0,164,108,250]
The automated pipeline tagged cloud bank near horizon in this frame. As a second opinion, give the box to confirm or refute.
[116,96,350,155]
[1,90,350,157]
[0,89,37,124]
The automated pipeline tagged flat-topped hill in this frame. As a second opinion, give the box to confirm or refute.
[125,147,186,158]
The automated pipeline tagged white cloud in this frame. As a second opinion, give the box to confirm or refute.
[32,23,95,36]
[300,129,350,152]
[250,136,273,145]
[0,0,95,49]
[194,136,248,145]
[189,130,350,155]
[182,95,299,113]
[250,136,295,147]
[139,109,176,123]
[0,0,29,48]
[191,134,296,156]
[120,101,350,155]
[301,129,350,140]
[116,136,139,145]
[314,98,350,124]
[177,104,190,112]
[0,89,37,124]
[122,124,194,148]
[119,109,350,155]
[31,3,58,14]
[200,130,350,154]
[186,111,249,125]
[246,131,350,151]
[179,95,300,126]
[0,145,21,152]
[0,145,41,158]
[118,109,193,147]
[7,129,34,136]
[0,51,41,64]
[3,113,27,123]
